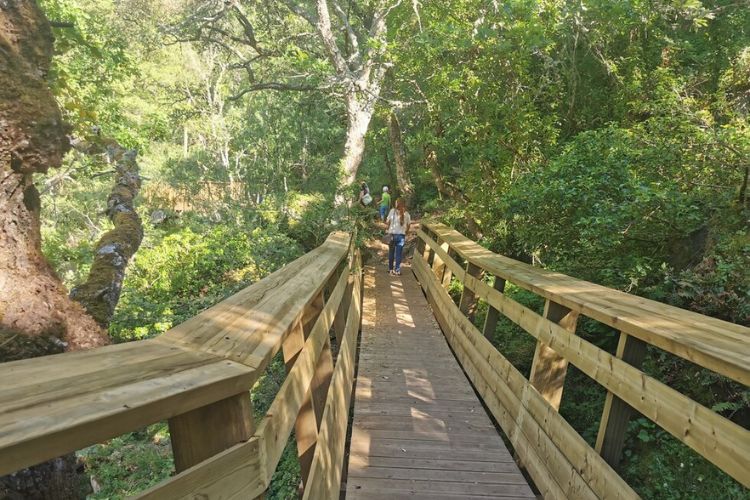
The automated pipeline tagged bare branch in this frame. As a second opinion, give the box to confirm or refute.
[331,0,361,63]
[49,21,75,28]
[281,1,317,27]
[315,0,352,76]
[228,80,325,101]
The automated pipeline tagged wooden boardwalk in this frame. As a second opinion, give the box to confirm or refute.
[345,258,535,499]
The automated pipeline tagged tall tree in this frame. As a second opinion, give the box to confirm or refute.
[170,0,402,192]
[387,110,414,204]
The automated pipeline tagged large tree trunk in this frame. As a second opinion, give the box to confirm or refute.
[340,96,375,189]
[388,111,414,205]
[0,2,107,497]
[425,143,483,240]
[0,0,108,357]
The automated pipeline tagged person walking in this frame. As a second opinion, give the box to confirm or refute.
[385,198,411,276]
[379,186,391,221]
[358,182,372,206]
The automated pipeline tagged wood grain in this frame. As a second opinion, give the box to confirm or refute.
[346,260,534,499]
[423,223,750,386]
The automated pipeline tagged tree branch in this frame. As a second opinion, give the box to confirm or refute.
[331,0,361,64]
[228,80,324,101]
[315,0,352,76]
[49,21,75,28]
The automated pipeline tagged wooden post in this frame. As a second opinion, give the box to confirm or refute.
[333,275,353,345]
[421,230,433,263]
[441,248,458,288]
[168,392,254,473]
[528,300,579,410]
[458,262,482,321]
[416,232,426,257]
[323,263,343,301]
[481,277,506,339]
[310,338,335,428]
[595,332,648,467]
[430,239,447,277]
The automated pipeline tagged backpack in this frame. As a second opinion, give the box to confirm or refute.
[362,193,373,205]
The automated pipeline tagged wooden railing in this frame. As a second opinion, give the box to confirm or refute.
[414,222,749,499]
[0,231,362,499]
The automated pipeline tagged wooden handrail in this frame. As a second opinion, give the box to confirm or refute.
[423,222,750,386]
[414,223,749,496]
[0,231,362,499]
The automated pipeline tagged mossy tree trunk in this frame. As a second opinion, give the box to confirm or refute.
[69,136,143,327]
[0,1,142,497]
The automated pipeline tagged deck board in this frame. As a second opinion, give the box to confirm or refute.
[345,260,535,498]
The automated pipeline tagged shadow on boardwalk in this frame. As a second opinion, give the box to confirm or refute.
[344,223,535,499]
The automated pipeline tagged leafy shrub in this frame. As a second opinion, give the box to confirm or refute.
[110,225,302,341]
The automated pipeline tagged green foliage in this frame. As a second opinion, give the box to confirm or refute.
[621,418,750,499]
[78,423,173,498]
[110,224,302,342]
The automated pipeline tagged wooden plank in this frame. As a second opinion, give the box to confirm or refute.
[352,429,512,444]
[0,341,207,411]
[414,255,637,500]
[303,253,362,499]
[157,232,351,372]
[346,477,534,498]
[348,466,529,484]
[135,437,265,499]
[348,455,519,472]
[595,333,648,467]
[348,259,533,499]
[442,248,458,288]
[431,239,449,284]
[415,256,589,499]
[348,492,532,500]
[334,274,354,345]
[0,359,254,476]
[528,299,579,410]
[423,222,750,386]
[281,318,317,490]
[300,291,329,485]
[168,392,254,472]
[350,436,508,453]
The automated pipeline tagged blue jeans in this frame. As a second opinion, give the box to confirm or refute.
[388,233,405,272]
[379,205,388,220]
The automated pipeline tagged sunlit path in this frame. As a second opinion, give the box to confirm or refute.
[346,259,535,499]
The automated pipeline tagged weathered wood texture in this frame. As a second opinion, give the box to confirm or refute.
[418,223,750,490]
[346,260,535,499]
[137,238,363,499]
[168,392,254,472]
[595,333,648,468]
[304,251,363,499]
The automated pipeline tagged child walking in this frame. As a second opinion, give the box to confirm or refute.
[385,198,411,275]
[379,186,391,221]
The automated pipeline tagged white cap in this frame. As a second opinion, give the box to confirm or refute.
[383,186,389,192]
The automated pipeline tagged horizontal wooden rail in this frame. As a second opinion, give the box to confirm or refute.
[424,222,749,386]
[0,232,363,499]
[414,222,749,497]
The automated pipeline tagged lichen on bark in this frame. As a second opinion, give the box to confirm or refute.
[69,139,144,327]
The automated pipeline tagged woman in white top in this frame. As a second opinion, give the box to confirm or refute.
[385,198,411,275]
